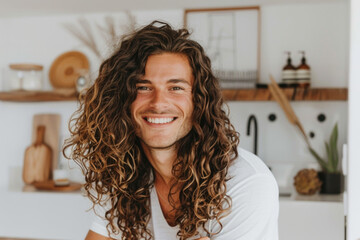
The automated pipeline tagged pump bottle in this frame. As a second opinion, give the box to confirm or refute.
[296,51,311,88]
[281,51,297,87]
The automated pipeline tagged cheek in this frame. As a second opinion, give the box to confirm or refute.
[181,99,194,118]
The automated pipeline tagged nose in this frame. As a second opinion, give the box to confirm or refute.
[149,89,168,108]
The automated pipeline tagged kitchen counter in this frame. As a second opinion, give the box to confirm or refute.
[280,192,343,202]
[279,192,344,240]
[0,187,345,240]
[0,187,92,240]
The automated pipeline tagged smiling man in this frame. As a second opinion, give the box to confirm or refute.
[65,21,279,240]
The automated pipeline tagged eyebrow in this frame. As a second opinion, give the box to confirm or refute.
[136,78,191,86]
[136,79,151,84]
[167,79,191,86]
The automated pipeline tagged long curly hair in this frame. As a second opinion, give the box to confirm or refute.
[64,21,239,240]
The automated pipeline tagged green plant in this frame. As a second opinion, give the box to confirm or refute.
[268,76,341,174]
[308,123,339,173]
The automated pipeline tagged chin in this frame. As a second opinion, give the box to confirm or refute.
[145,141,177,150]
[140,136,180,149]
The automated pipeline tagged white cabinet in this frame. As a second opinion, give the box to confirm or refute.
[0,186,345,240]
[279,195,344,240]
[0,188,92,240]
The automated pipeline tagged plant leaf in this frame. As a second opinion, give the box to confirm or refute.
[309,147,330,172]
[325,142,334,172]
[330,123,339,171]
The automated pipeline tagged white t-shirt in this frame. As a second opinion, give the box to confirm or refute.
[90,148,279,239]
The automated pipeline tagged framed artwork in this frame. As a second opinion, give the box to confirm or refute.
[184,7,261,89]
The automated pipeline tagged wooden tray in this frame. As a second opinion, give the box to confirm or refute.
[32,180,82,192]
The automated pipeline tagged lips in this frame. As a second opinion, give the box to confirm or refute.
[144,117,177,124]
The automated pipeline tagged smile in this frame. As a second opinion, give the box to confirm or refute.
[145,117,176,124]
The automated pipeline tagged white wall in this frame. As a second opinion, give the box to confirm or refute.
[0,2,349,195]
[347,0,360,238]
[261,2,349,87]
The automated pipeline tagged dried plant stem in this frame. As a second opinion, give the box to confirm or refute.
[96,16,117,48]
[64,18,103,60]
[268,75,310,148]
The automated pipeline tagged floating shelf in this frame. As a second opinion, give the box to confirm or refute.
[222,88,348,101]
[0,90,78,102]
[0,88,348,102]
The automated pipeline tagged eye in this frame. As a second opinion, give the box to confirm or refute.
[170,86,184,91]
[136,86,151,91]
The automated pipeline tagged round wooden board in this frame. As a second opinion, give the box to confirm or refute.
[49,51,89,89]
[32,180,82,192]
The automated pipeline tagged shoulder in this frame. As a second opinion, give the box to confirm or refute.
[210,148,279,239]
[226,147,278,192]
[225,147,279,204]
[229,147,274,178]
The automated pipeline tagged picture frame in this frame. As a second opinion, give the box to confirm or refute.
[184,7,261,89]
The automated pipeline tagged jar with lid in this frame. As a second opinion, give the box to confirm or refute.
[7,64,44,91]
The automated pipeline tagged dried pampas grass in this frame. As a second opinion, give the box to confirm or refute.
[64,12,137,61]
[268,75,310,148]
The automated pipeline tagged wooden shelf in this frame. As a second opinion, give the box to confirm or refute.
[0,88,348,102]
[222,88,348,101]
[0,90,78,102]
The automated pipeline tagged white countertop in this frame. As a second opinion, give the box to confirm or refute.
[0,186,92,240]
[0,185,344,240]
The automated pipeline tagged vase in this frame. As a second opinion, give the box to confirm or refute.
[318,172,343,194]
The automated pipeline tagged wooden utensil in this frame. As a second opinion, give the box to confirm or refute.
[32,114,61,172]
[23,125,52,184]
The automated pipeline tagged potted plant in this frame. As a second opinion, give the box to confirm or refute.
[309,123,343,194]
[268,76,343,194]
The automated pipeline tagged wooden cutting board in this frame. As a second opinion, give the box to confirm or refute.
[23,126,52,184]
[31,114,61,174]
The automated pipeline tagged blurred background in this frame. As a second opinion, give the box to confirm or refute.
[0,0,359,239]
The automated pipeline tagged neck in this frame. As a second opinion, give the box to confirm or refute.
[141,142,182,226]
[140,142,177,186]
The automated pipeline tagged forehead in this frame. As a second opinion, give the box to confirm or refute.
[143,53,193,83]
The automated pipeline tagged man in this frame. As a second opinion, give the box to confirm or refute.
[65,21,279,240]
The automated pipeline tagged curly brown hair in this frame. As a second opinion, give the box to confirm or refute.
[64,21,239,240]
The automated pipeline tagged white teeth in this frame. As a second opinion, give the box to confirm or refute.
[146,117,174,124]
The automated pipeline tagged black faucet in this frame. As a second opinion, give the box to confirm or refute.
[247,114,258,155]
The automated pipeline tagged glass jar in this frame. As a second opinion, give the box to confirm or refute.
[8,64,43,91]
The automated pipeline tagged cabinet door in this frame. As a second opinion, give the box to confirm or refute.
[279,201,344,240]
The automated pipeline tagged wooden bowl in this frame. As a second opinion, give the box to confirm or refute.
[49,51,89,89]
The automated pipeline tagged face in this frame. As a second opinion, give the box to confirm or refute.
[131,53,194,150]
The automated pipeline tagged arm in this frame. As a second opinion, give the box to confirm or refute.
[85,230,114,240]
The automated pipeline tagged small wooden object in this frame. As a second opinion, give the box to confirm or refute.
[23,125,52,184]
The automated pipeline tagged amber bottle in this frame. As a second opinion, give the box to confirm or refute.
[281,52,297,87]
[296,51,311,88]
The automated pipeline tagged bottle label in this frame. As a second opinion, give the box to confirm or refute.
[296,69,311,81]
[282,70,296,83]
